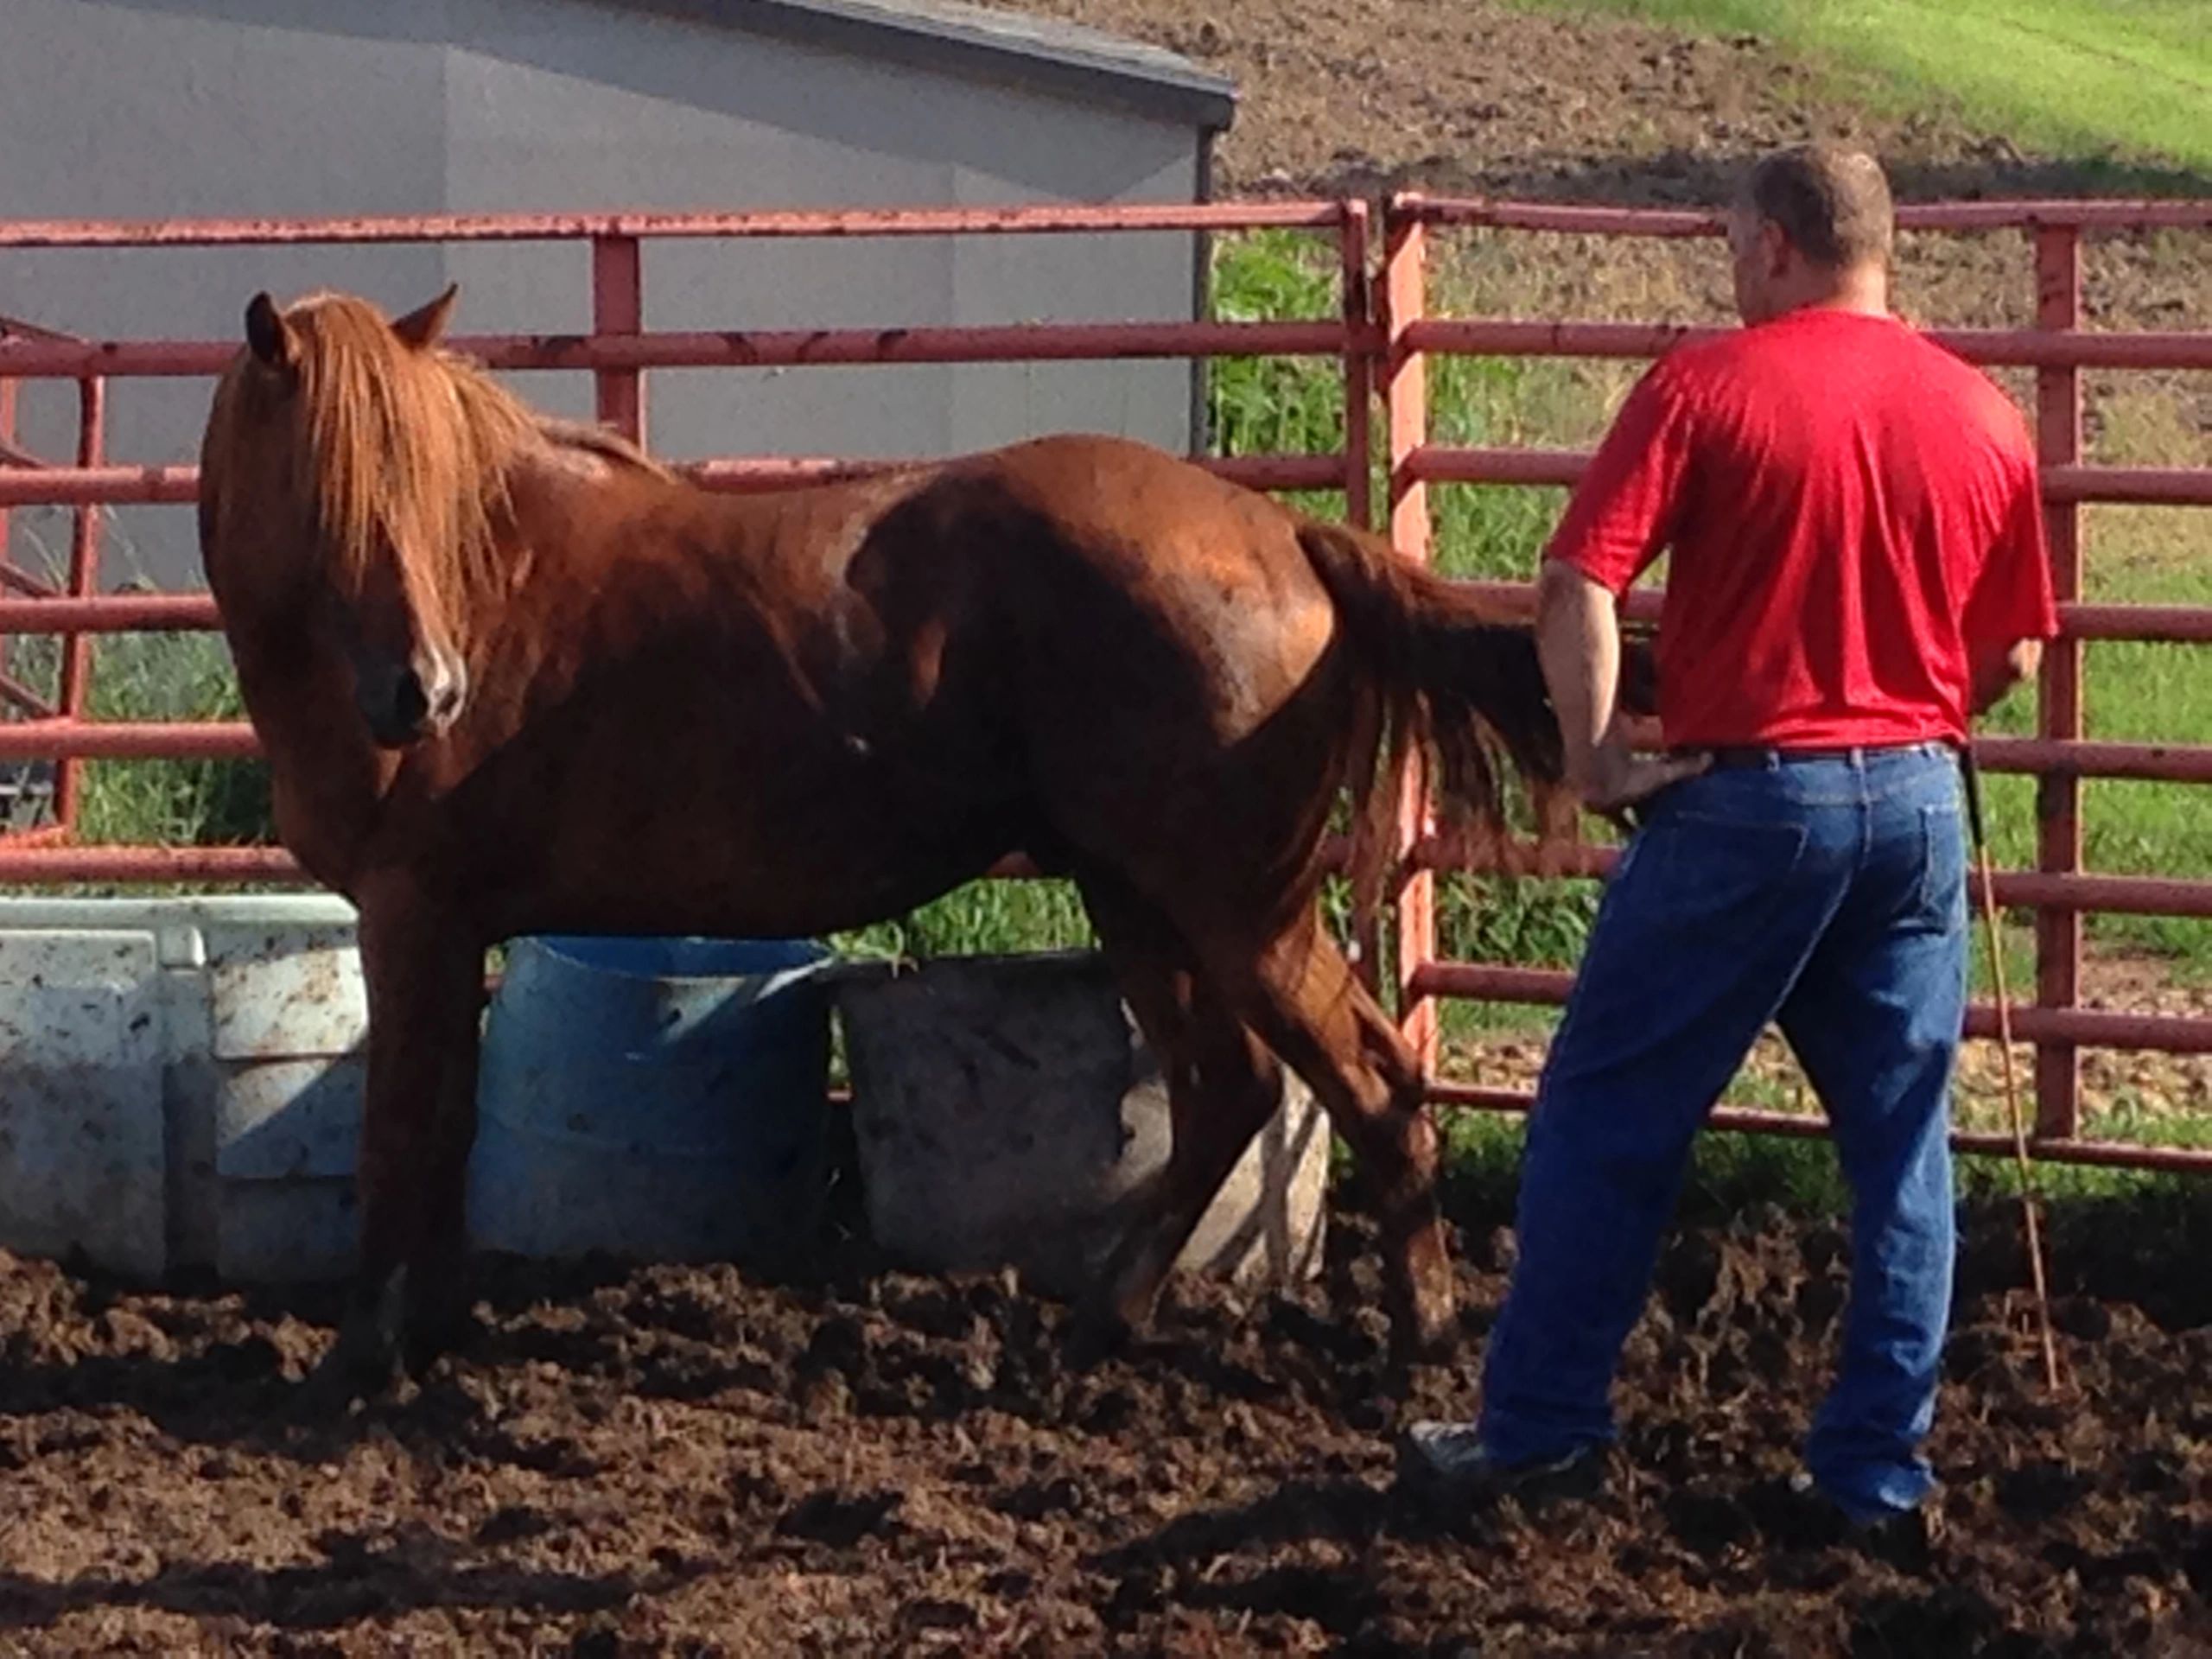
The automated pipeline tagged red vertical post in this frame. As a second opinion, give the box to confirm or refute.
[1385,200,1439,1074]
[51,375,105,834]
[2033,226,2083,1141]
[592,233,645,448]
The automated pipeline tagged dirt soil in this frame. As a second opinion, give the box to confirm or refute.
[0,1192,2204,1657]
[987,0,2210,344]
[988,0,2208,207]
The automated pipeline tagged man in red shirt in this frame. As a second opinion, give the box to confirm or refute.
[1402,146,2057,1544]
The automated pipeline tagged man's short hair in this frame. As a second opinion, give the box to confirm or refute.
[1742,144,1895,269]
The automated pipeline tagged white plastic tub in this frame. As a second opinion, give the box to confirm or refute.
[0,894,365,1281]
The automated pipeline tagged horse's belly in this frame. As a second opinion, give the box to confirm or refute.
[456,736,1025,941]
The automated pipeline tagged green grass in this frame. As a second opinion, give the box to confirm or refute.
[4,626,271,852]
[1971,524,2212,971]
[831,880,1095,965]
[76,632,270,849]
[1439,1088,2212,1233]
[1520,0,2212,179]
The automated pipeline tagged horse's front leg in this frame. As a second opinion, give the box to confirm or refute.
[315,876,486,1398]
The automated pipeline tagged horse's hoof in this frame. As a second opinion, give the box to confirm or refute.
[403,1302,479,1378]
[1066,1301,1133,1370]
[301,1324,400,1412]
[297,1264,416,1408]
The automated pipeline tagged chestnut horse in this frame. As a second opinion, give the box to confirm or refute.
[198,286,1567,1392]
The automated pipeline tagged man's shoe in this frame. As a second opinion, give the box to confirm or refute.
[1396,1421,1608,1507]
[1777,1471,1942,1570]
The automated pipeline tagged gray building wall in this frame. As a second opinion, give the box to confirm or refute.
[0,0,1223,588]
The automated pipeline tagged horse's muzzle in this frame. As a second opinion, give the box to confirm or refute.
[357,650,467,747]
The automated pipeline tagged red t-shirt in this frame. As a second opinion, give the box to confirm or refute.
[1546,307,2059,748]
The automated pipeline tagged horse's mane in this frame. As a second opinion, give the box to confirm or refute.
[226,293,670,600]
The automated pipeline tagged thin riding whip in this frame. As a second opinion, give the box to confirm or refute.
[1959,746,2063,1394]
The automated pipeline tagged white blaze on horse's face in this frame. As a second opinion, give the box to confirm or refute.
[335,532,470,749]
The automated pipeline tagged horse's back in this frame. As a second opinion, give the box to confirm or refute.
[938,434,1341,699]
[888,435,1358,888]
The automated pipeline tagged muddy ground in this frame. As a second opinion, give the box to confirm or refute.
[987,0,2208,209]
[0,1185,2204,1656]
[987,0,2211,364]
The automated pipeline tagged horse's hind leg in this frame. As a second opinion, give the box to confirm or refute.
[1077,871,1285,1340]
[1195,909,1456,1363]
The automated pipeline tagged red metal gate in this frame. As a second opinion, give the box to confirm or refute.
[2,194,2207,1169]
[1379,195,2212,1172]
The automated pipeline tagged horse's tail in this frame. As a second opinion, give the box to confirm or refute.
[1294,518,1573,909]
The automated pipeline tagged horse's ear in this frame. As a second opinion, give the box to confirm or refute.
[391,283,460,351]
[245,293,295,371]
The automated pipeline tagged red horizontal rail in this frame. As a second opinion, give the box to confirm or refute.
[16,316,2207,386]
[1408,447,1586,488]
[1424,1082,2212,1173]
[1440,580,2212,645]
[1412,962,2212,1054]
[2044,467,2212,507]
[1975,735,2212,783]
[2060,604,2212,644]
[1992,871,2212,918]
[0,837,1349,887]
[1401,194,2212,236]
[1407,445,2212,510]
[0,720,257,760]
[1410,836,2212,919]
[16,196,2202,255]
[4,832,2199,918]
[0,200,1351,251]
[1397,318,2212,373]
[0,594,219,632]
[0,843,299,882]
[0,465,197,508]
[682,451,1348,496]
[0,318,1365,384]
[0,446,1349,512]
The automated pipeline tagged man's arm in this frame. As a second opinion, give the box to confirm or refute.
[1537,559,1707,812]
[1535,361,1708,812]
[1961,451,2058,720]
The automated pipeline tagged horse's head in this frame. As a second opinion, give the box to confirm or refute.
[200,284,522,747]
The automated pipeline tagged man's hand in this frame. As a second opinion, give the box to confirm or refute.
[1570,729,1711,815]
[1535,560,1707,817]
[1969,637,2043,716]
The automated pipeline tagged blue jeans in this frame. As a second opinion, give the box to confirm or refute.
[1477,742,1967,1520]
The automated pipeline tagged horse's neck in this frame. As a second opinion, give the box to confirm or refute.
[510,439,831,567]
[494,442,754,601]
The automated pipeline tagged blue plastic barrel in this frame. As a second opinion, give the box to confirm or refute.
[467,934,835,1264]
